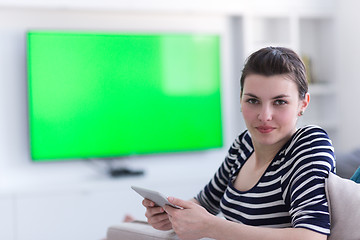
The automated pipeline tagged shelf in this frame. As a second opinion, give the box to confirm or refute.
[299,17,334,83]
[298,118,337,130]
[308,83,335,96]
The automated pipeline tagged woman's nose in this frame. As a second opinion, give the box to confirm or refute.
[258,105,273,122]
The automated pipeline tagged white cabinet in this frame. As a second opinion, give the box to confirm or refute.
[3,151,223,240]
[14,178,210,240]
[16,190,139,240]
[0,196,15,240]
[12,178,213,240]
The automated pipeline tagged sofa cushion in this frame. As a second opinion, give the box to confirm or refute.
[350,167,360,183]
[107,221,179,240]
[325,172,360,240]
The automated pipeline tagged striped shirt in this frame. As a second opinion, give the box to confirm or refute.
[196,125,335,235]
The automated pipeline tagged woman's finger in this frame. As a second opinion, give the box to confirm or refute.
[145,206,165,219]
[142,198,155,207]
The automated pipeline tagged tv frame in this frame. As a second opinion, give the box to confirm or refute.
[26,30,224,163]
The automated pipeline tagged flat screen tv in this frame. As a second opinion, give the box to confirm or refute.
[27,31,223,162]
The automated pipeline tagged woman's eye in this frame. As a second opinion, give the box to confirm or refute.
[274,100,287,105]
[246,98,259,104]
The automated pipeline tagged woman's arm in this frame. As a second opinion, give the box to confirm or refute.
[164,197,327,240]
[207,217,327,240]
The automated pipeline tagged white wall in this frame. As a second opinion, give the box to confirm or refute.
[335,0,360,152]
[0,7,243,193]
[0,7,245,240]
[0,1,347,193]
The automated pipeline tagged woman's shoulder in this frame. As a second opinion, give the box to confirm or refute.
[232,129,252,148]
[227,129,253,157]
[296,124,329,136]
[290,125,332,148]
[283,125,335,172]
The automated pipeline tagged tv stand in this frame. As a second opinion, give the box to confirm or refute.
[86,157,145,178]
[107,167,144,178]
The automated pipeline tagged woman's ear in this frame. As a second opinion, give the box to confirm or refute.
[239,91,243,112]
[299,92,310,115]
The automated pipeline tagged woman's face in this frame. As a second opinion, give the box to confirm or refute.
[240,74,309,148]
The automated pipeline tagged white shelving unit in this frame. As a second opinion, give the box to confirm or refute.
[239,11,337,141]
[299,17,336,140]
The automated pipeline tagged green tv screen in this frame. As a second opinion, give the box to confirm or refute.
[27,31,223,161]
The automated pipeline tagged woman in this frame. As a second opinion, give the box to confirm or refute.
[143,47,336,240]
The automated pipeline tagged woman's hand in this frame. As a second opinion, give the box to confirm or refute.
[164,197,215,240]
[142,198,173,230]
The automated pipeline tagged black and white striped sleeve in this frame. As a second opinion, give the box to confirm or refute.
[283,126,335,235]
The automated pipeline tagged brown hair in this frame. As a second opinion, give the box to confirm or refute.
[240,47,308,99]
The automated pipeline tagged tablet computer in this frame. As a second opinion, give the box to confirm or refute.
[131,186,181,209]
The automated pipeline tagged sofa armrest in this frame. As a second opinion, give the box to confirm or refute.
[106,221,179,240]
[325,172,360,240]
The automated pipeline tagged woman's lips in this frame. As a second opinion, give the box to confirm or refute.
[256,126,275,134]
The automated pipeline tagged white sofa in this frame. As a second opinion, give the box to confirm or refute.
[106,173,360,240]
